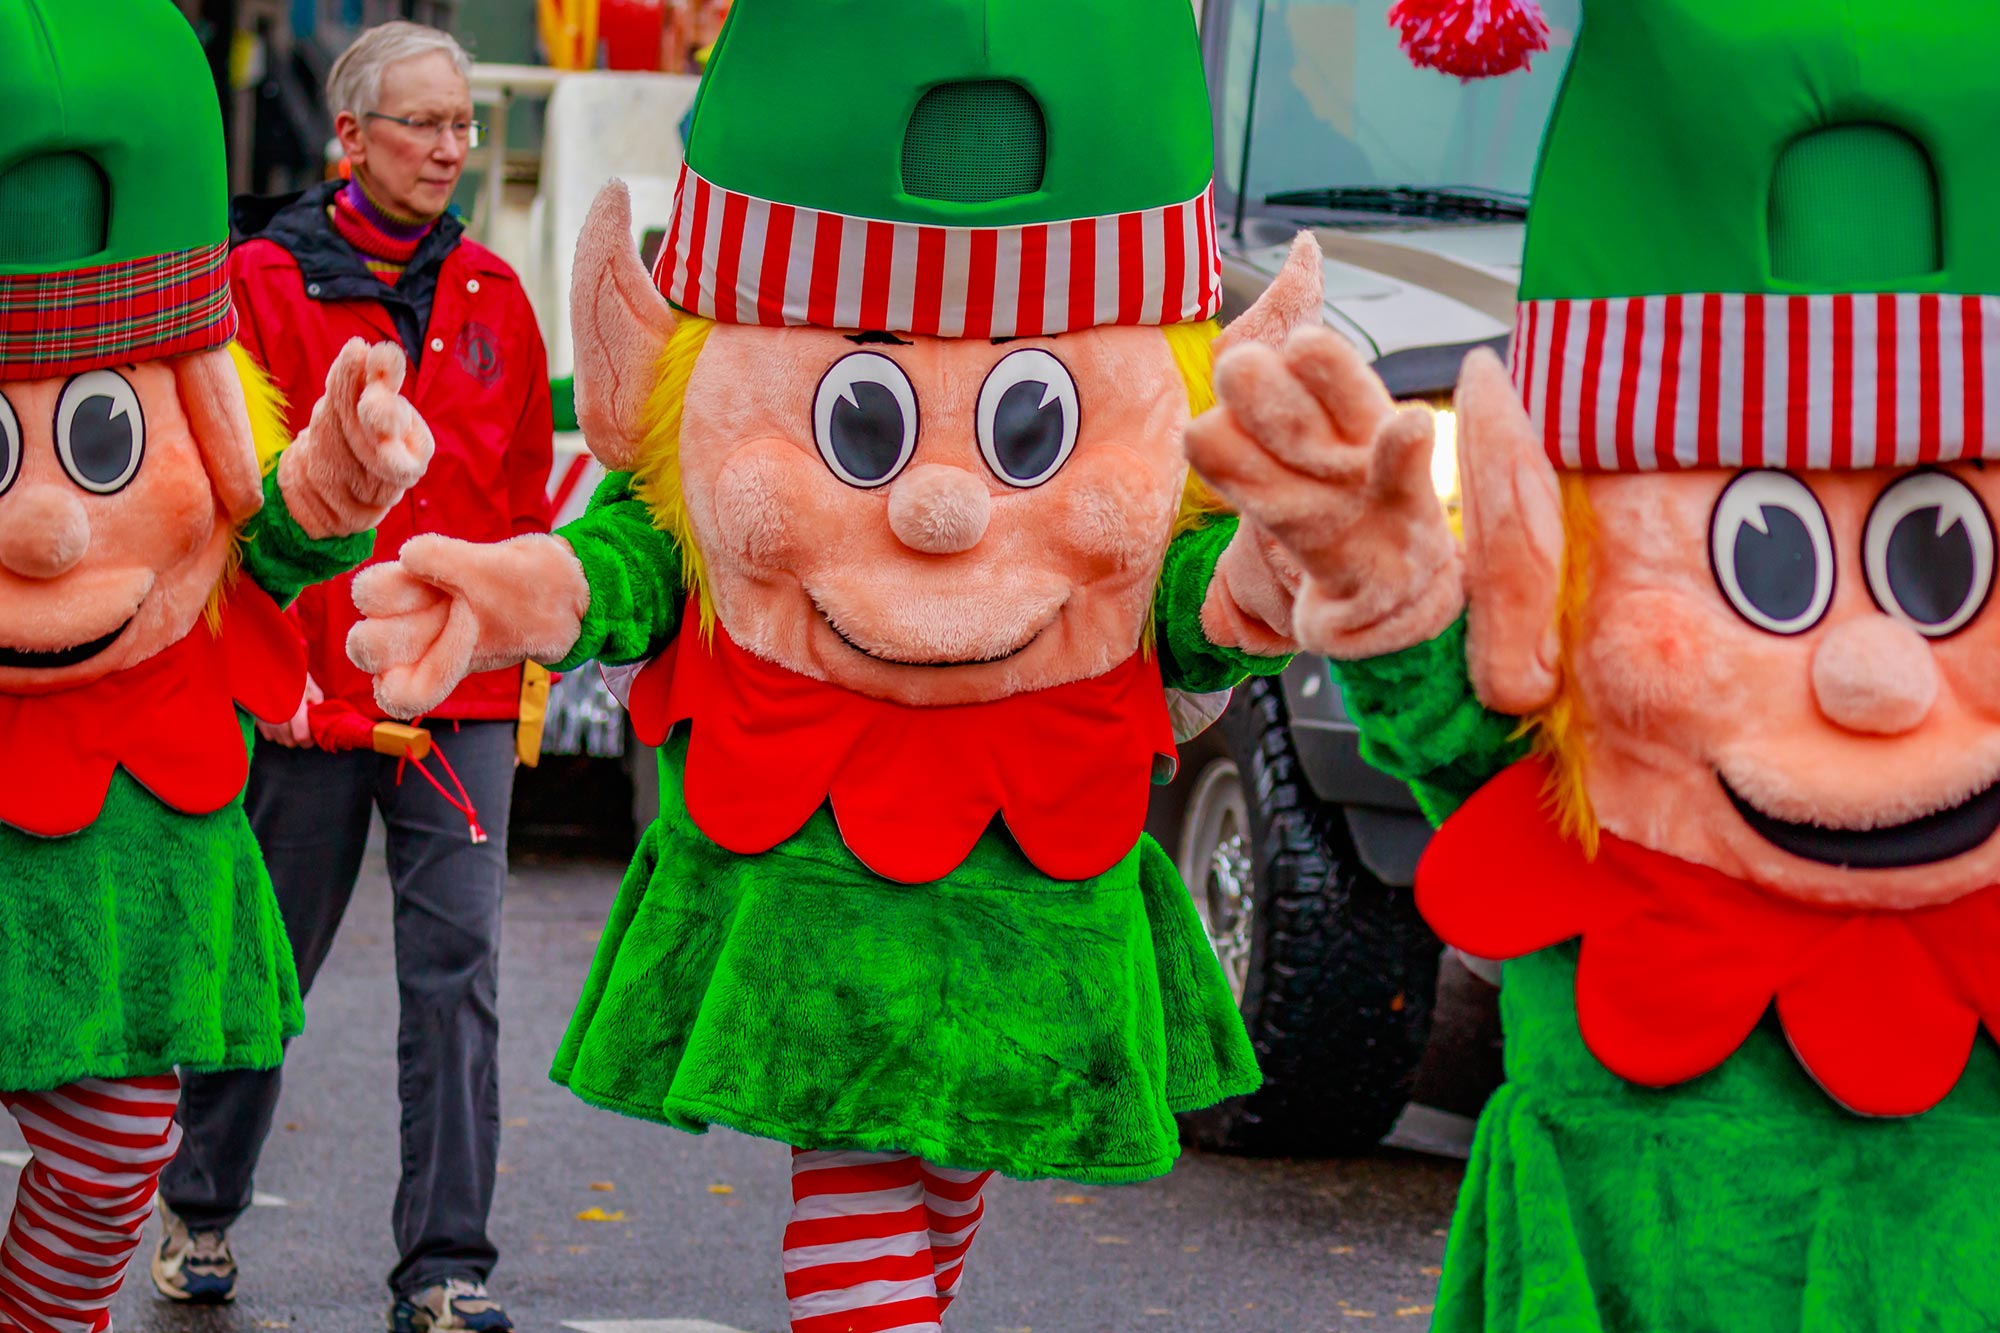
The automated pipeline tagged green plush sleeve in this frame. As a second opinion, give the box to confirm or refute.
[1152,515,1292,694]
[1327,615,1529,826]
[238,467,374,608]
[548,471,687,671]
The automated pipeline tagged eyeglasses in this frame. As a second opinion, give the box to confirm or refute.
[363,112,485,149]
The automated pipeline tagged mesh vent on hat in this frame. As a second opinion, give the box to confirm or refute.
[1769,124,1941,286]
[0,153,109,266]
[901,80,1047,204]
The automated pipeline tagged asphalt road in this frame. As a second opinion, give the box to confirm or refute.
[2,829,1464,1333]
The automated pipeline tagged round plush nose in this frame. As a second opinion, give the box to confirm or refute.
[0,486,90,580]
[887,464,991,555]
[1811,614,1939,735]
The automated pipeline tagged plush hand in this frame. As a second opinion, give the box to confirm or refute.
[1185,325,1462,660]
[347,533,591,719]
[1199,520,1305,658]
[279,339,434,540]
[255,673,323,749]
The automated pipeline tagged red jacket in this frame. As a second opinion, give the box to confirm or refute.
[229,185,553,720]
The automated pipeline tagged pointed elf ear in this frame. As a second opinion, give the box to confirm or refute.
[1213,232,1325,359]
[1388,0,1551,80]
[1456,348,1565,715]
[173,348,266,527]
[572,180,679,473]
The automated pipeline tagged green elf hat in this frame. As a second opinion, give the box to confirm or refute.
[655,0,1221,338]
[0,0,235,383]
[1403,0,2000,474]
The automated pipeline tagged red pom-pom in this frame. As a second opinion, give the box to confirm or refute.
[1388,0,1551,80]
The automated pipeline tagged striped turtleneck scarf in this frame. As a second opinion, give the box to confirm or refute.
[328,177,436,284]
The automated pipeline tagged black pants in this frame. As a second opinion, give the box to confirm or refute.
[161,720,518,1297]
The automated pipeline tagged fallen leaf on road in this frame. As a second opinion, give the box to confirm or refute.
[257,1321,291,1328]
[575,1207,626,1222]
[567,1245,590,1255]
[1181,1244,1201,1253]
[505,1117,530,1128]
[1397,1307,1435,1318]
[708,1184,735,1195]
[496,1162,514,1175]
[1328,1245,1356,1254]
[1344,1312,1376,1319]
[1421,1265,1442,1276]
[283,1123,301,1132]
[1054,1194,1094,1205]
[589,1181,616,1192]
[1093,1236,1129,1245]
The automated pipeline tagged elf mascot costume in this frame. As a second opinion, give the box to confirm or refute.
[1191,0,2000,1329]
[347,0,1329,1326]
[0,4,433,1325]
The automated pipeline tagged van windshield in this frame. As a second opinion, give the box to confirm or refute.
[1216,0,1581,212]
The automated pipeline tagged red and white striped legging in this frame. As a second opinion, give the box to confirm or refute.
[0,1074,182,1333]
[784,1148,995,1333]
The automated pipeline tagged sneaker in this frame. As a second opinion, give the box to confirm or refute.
[388,1278,515,1332]
[149,1199,237,1304]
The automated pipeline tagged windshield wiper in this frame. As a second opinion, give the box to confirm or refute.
[1263,186,1528,221]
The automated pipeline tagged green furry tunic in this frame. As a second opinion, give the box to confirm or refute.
[546,475,1278,1182]
[0,471,369,1094]
[1332,619,2000,1332]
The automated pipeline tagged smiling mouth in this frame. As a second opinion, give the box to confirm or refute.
[0,618,133,669]
[1722,775,2000,869]
[813,604,1051,669]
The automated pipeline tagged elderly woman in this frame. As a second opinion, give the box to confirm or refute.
[151,22,550,1333]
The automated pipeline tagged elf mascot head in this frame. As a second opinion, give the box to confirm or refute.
[354,0,1320,780]
[1195,0,2000,1121]
[0,0,431,827]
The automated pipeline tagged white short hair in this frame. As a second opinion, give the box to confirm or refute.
[327,21,472,117]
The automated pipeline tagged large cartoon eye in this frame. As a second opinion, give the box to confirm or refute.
[0,394,18,496]
[1863,471,1995,638]
[56,370,145,494]
[1710,471,1836,635]
[976,349,1080,488]
[812,352,919,489]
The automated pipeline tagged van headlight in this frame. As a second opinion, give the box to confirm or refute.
[1410,395,1460,512]
[1429,404,1459,504]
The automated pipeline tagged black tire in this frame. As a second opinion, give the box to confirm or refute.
[1179,676,1444,1156]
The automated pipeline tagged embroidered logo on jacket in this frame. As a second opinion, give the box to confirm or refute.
[455,322,502,386]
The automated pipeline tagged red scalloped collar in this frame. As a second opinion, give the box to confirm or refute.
[0,582,305,837]
[626,607,1177,883]
[1418,759,2000,1117]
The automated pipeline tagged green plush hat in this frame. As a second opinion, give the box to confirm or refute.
[1470,0,2000,472]
[0,0,235,382]
[654,0,1222,338]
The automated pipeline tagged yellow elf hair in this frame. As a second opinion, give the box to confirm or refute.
[202,342,292,632]
[1521,474,1598,854]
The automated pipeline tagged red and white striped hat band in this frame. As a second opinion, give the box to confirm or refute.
[653,163,1223,338]
[1511,293,2000,472]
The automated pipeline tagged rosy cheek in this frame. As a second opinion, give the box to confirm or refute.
[1046,453,1172,571]
[1573,592,1730,737]
[1936,621,2000,719]
[97,458,215,572]
[709,443,827,569]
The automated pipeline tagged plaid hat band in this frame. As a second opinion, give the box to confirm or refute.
[655,164,1223,338]
[0,243,236,383]
[1513,293,2000,472]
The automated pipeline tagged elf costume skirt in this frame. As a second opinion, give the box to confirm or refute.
[1434,944,2000,1332]
[551,734,1260,1183]
[0,739,303,1093]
